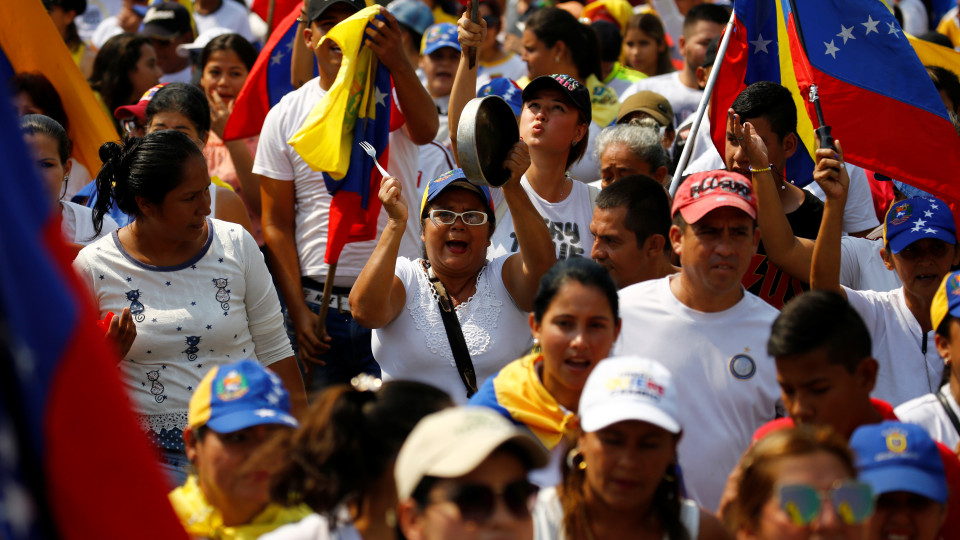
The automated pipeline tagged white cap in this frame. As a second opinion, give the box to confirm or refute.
[395,407,549,500]
[177,27,233,56]
[578,356,681,434]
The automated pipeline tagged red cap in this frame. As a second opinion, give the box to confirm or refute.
[672,170,757,223]
[114,83,167,121]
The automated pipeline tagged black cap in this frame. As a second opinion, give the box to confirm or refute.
[140,1,193,40]
[306,0,367,23]
[521,74,592,124]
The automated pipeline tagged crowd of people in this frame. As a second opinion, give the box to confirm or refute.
[14,0,960,537]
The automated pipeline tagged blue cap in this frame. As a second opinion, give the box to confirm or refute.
[421,23,460,55]
[478,77,523,117]
[387,0,434,36]
[850,421,947,503]
[188,359,298,433]
[882,196,956,254]
[419,168,493,220]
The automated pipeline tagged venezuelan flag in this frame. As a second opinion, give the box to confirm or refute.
[0,64,188,540]
[778,0,960,205]
[0,0,117,176]
[288,6,396,263]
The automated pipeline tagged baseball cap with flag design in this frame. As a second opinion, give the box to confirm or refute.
[931,270,960,333]
[849,421,947,503]
[882,196,955,254]
[188,359,298,433]
[578,356,681,434]
[419,168,493,221]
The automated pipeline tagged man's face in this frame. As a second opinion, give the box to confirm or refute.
[420,47,459,98]
[599,142,653,189]
[150,33,192,74]
[590,205,647,289]
[679,20,723,73]
[308,4,359,83]
[725,114,794,176]
[884,239,960,303]
[671,207,759,297]
[775,347,876,439]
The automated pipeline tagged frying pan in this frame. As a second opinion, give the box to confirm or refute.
[456,95,520,187]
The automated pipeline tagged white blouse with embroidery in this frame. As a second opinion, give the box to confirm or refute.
[371,255,533,404]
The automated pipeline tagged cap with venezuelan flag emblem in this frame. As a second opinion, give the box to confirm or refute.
[188,359,298,433]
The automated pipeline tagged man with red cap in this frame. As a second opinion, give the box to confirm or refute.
[613,169,782,511]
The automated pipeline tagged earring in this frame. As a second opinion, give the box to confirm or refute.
[555,55,560,63]
[566,448,587,470]
[532,338,542,355]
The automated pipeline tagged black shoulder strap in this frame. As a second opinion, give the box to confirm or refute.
[937,387,960,437]
[424,261,478,398]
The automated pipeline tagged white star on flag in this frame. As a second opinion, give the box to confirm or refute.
[374,87,388,109]
[915,218,928,227]
[271,50,284,65]
[887,21,901,37]
[862,15,880,35]
[750,33,772,54]
[925,210,934,217]
[931,203,940,209]
[911,224,922,232]
[254,409,277,417]
[925,227,938,234]
[824,40,839,59]
[837,24,855,45]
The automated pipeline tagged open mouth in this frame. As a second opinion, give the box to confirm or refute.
[446,240,468,254]
[563,358,592,372]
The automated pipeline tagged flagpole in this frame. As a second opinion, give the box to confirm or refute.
[669,9,736,197]
[306,261,337,387]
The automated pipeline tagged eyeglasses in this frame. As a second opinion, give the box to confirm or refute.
[428,209,488,227]
[433,479,539,523]
[777,480,874,526]
[121,118,144,136]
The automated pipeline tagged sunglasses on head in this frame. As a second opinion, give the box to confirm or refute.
[434,479,539,523]
[777,480,874,527]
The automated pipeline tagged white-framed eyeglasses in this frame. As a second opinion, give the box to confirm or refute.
[428,209,488,226]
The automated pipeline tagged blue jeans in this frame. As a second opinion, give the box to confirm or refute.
[284,285,381,395]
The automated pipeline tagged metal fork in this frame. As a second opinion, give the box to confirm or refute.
[358,140,391,178]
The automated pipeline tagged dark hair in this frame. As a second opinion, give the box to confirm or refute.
[89,33,153,133]
[919,31,954,49]
[731,81,797,142]
[596,175,672,253]
[682,3,729,33]
[20,114,72,164]
[625,13,674,76]
[525,7,602,81]
[44,0,86,48]
[767,290,872,373]
[533,258,619,323]
[927,65,960,113]
[145,82,211,141]
[199,33,258,73]
[260,381,452,520]
[9,72,70,130]
[479,0,502,27]
[591,20,622,63]
[92,130,204,234]
[561,435,688,540]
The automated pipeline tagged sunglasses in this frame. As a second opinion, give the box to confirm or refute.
[777,480,874,526]
[428,209,488,226]
[434,479,539,523]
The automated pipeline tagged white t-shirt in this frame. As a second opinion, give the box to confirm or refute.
[194,0,255,44]
[260,513,361,540]
[252,77,420,284]
[372,255,532,404]
[407,141,456,258]
[621,72,702,128]
[533,486,700,540]
[78,0,122,44]
[92,15,124,49]
[844,286,943,407]
[804,164,879,234]
[433,94,451,147]
[567,121,603,183]
[61,200,118,245]
[160,65,193,84]
[899,0,930,36]
[613,276,782,511]
[839,236,901,293]
[680,114,722,175]
[476,53,527,89]
[896,386,960,450]
[488,175,596,261]
[72,219,293,436]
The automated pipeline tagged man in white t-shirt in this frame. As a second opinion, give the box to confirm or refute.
[193,0,255,44]
[254,0,438,391]
[619,4,727,127]
[613,170,781,511]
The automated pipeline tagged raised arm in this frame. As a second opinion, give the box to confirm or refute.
[349,176,408,328]
[367,7,439,144]
[448,14,486,161]
[810,140,850,297]
[729,110,815,282]
[500,141,556,311]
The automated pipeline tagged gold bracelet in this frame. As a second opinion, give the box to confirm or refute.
[749,165,772,174]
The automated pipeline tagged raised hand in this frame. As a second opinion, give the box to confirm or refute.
[379,175,408,222]
[365,8,410,73]
[457,12,486,49]
[502,140,531,188]
[727,108,770,171]
[813,139,849,202]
